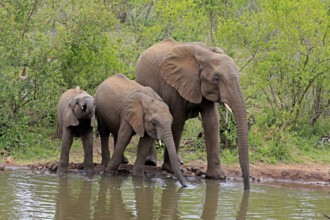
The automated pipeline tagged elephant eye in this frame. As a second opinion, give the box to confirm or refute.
[151,120,157,127]
[213,75,220,83]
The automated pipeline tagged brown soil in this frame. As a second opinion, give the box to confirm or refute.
[1,159,329,187]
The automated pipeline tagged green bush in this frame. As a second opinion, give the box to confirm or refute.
[0,0,328,165]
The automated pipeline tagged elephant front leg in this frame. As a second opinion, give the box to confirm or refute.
[82,129,94,175]
[134,136,154,176]
[201,103,226,179]
[58,128,73,175]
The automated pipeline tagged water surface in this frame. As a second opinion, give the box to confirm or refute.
[0,170,329,219]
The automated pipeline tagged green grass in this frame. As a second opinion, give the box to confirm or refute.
[178,115,330,165]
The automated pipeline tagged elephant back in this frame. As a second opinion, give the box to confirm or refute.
[96,74,141,100]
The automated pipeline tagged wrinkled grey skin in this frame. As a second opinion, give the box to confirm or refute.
[57,87,95,175]
[95,74,187,187]
[136,38,249,190]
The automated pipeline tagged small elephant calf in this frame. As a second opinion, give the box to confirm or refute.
[57,86,96,175]
[95,74,187,187]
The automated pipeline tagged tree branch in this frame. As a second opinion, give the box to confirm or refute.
[21,0,39,39]
[144,1,154,24]
[297,70,328,108]
[239,48,258,72]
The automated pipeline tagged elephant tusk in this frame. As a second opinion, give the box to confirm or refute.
[224,103,233,114]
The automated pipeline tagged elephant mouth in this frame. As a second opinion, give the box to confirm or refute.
[81,112,93,119]
[203,92,222,103]
[218,96,223,104]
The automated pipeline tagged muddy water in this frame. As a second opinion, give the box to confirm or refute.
[0,170,329,219]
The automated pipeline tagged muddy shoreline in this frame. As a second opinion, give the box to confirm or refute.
[1,161,329,188]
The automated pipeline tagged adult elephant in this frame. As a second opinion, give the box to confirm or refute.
[57,86,95,175]
[95,74,187,187]
[136,38,250,190]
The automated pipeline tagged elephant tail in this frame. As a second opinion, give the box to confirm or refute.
[56,122,62,139]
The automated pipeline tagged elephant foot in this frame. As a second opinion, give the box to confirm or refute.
[84,168,94,177]
[161,156,183,172]
[103,168,119,176]
[144,154,157,166]
[84,164,94,174]
[206,168,227,180]
[145,159,157,166]
[121,155,129,164]
[101,159,109,167]
[105,161,121,175]
[161,163,173,173]
[57,166,68,176]
[133,165,145,177]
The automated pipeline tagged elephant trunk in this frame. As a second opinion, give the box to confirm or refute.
[86,98,95,116]
[227,79,250,190]
[162,130,188,187]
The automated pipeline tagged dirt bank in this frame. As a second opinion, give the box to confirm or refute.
[1,160,329,187]
[184,161,330,186]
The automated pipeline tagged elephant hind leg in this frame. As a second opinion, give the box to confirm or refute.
[100,129,110,166]
[144,140,157,166]
[106,123,133,173]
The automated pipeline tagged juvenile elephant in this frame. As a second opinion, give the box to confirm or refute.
[57,86,95,175]
[136,38,250,189]
[95,74,187,187]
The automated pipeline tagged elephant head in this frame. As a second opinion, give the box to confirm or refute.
[64,89,96,128]
[124,89,187,187]
[159,44,249,189]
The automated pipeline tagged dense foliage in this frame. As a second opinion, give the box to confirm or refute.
[0,0,329,163]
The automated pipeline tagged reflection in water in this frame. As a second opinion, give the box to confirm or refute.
[0,171,329,219]
[94,175,134,219]
[159,181,183,220]
[200,180,249,220]
[108,177,135,219]
[132,178,155,219]
[236,191,250,220]
[55,176,93,220]
[201,179,220,219]
[54,176,241,219]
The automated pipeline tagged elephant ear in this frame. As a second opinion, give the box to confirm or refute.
[123,93,145,137]
[143,86,163,102]
[64,103,79,127]
[159,45,203,104]
[209,46,224,54]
